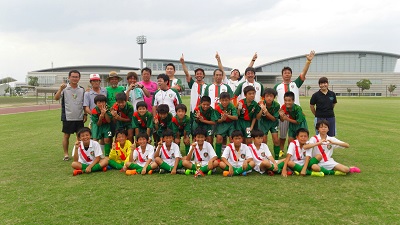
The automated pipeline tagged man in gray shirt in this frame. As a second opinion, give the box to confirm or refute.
[55,70,87,161]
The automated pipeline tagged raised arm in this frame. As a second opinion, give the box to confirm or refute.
[299,50,315,81]
[215,52,227,82]
[248,52,257,67]
[180,54,191,83]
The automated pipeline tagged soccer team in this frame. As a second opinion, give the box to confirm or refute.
[56,50,360,177]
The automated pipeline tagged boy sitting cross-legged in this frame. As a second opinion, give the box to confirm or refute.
[248,129,282,176]
[108,129,132,170]
[154,129,185,175]
[71,127,109,176]
[182,127,219,176]
[280,128,324,177]
[125,133,158,175]
[219,130,255,176]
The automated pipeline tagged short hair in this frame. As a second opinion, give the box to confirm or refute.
[318,77,329,84]
[316,119,330,130]
[141,67,152,75]
[201,96,211,103]
[157,74,169,83]
[94,94,107,104]
[157,104,169,114]
[231,69,240,76]
[193,127,207,137]
[194,68,205,75]
[137,132,149,141]
[243,86,256,96]
[220,92,231,100]
[115,92,127,101]
[68,70,81,78]
[213,69,223,76]
[281,66,292,75]
[284,91,295,100]
[175,104,187,112]
[77,127,91,137]
[296,128,309,137]
[127,72,138,80]
[245,67,256,75]
[115,129,128,137]
[231,130,244,138]
[136,101,147,110]
[251,129,264,138]
[165,63,176,71]
[162,128,174,137]
[263,88,277,97]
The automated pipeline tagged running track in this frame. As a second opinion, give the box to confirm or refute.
[0,104,61,115]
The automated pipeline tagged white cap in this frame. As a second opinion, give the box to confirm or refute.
[89,74,101,81]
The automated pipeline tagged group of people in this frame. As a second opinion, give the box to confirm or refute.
[56,50,360,177]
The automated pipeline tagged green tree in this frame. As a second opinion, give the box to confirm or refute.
[356,79,372,96]
[388,84,397,96]
[306,85,311,96]
[347,88,351,96]
[28,76,39,86]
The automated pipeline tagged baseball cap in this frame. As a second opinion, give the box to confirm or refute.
[89,74,101,81]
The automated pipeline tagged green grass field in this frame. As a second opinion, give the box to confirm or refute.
[0,97,399,224]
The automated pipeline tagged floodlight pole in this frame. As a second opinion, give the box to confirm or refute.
[136,35,147,70]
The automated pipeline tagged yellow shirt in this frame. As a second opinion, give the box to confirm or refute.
[109,140,132,163]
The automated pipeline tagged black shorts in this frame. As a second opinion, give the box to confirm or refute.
[62,121,84,134]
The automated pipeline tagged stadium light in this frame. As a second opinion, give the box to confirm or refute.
[136,35,147,70]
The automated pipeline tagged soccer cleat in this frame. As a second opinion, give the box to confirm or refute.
[147,170,153,175]
[176,168,186,174]
[287,171,293,176]
[102,166,107,172]
[334,171,347,176]
[279,150,284,158]
[349,166,361,173]
[267,170,275,176]
[311,171,325,177]
[185,169,194,175]
[223,171,231,177]
[107,165,112,170]
[241,171,247,176]
[294,171,300,176]
[125,170,137,175]
[207,170,212,175]
[159,169,166,174]
[73,169,83,176]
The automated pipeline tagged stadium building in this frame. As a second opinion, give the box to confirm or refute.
[26,51,399,96]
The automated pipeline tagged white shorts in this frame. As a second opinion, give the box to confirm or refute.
[279,120,289,139]
[318,158,339,170]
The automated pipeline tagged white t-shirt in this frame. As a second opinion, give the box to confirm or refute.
[287,140,312,166]
[309,134,345,160]
[204,83,233,109]
[188,141,217,166]
[188,79,207,113]
[247,143,273,165]
[234,80,264,103]
[156,142,182,166]
[74,140,103,165]
[152,89,182,116]
[132,144,155,167]
[222,143,252,168]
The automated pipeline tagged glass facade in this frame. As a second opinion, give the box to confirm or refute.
[259,52,398,73]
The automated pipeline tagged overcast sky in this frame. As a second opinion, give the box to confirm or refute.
[1,0,400,82]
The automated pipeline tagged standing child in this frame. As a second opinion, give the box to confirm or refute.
[125,71,150,111]
[257,88,281,159]
[182,127,219,176]
[71,127,108,176]
[214,92,238,158]
[108,129,132,170]
[132,101,153,143]
[280,128,324,177]
[172,104,191,155]
[154,129,185,175]
[90,94,113,157]
[248,129,280,175]
[279,91,308,144]
[153,104,174,144]
[219,130,255,176]
[192,96,219,144]
[111,92,134,143]
[125,133,158,175]
[304,120,361,175]
[237,86,261,144]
